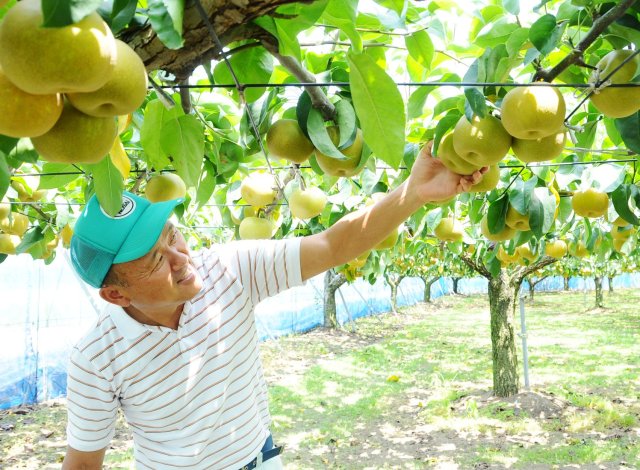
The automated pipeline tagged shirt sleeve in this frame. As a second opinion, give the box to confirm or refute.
[65,346,118,452]
[217,238,303,306]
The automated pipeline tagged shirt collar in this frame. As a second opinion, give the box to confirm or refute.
[107,304,150,340]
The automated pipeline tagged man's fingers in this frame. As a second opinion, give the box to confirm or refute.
[419,141,434,159]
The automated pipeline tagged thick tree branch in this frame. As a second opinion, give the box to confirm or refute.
[459,252,491,279]
[514,257,558,285]
[261,38,337,121]
[534,0,636,82]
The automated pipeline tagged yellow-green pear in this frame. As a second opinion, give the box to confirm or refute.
[31,102,118,164]
[0,212,29,236]
[500,85,566,139]
[545,239,568,259]
[240,173,277,208]
[505,206,530,231]
[314,126,364,177]
[589,50,640,118]
[347,251,371,269]
[480,214,516,242]
[145,173,187,203]
[512,128,566,163]
[0,199,10,219]
[375,226,400,250]
[289,187,327,219]
[60,224,74,248]
[0,68,63,138]
[452,114,512,166]
[516,245,536,262]
[0,233,21,255]
[239,217,274,240]
[436,133,483,176]
[68,40,148,117]
[496,245,520,264]
[266,119,315,164]
[434,217,464,242]
[468,165,500,193]
[569,240,589,258]
[0,0,117,94]
[571,188,609,218]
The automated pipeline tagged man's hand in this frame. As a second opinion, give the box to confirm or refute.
[406,142,485,203]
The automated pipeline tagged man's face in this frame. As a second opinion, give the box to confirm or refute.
[109,222,203,312]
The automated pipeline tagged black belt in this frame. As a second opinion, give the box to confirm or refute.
[239,434,283,470]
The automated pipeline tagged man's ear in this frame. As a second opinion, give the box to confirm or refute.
[99,285,131,307]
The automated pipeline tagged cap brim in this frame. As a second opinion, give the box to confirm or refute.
[113,198,183,264]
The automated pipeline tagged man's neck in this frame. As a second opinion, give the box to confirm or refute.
[124,303,184,330]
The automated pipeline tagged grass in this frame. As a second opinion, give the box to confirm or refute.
[1,289,639,469]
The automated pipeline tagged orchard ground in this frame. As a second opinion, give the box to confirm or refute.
[1,290,639,469]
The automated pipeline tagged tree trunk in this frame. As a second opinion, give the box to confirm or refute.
[422,277,438,303]
[452,277,461,294]
[528,278,535,302]
[594,276,604,308]
[324,270,346,328]
[487,271,520,397]
[389,278,399,314]
[608,276,614,293]
[564,276,570,291]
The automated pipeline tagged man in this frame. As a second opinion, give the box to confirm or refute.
[62,143,483,469]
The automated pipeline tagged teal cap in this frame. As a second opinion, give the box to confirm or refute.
[70,191,183,288]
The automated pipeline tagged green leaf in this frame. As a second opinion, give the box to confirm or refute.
[464,88,487,119]
[488,194,509,233]
[584,163,626,193]
[160,115,204,187]
[615,112,640,154]
[347,51,406,169]
[213,47,273,103]
[195,159,216,209]
[509,176,538,214]
[147,0,184,49]
[323,0,363,53]
[296,91,313,138]
[0,153,9,200]
[475,19,520,48]
[529,14,564,56]
[16,226,44,255]
[503,0,520,15]
[335,100,357,149]
[84,157,124,217]
[105,0,138,33]
[0,135,18,156]
[528,187,555,237]
[407,86,435,119]
[404,30,434,70]
[38,163,79,190]
[41,0,102,26]
[611,184,640,226]
[307,108,347,160]
[141,99,184,170]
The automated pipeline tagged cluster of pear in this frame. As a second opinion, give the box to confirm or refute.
[0,0,147,164]
[438,84,567,196]
[588,49,640,119]
[266,119,365,177]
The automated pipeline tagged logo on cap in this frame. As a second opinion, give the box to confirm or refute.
[101,195,137,219]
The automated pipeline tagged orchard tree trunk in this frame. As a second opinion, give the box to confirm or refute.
[422,277,439,303]
[451,277,461,294]
[487,271,520,397]
[528,278,535,302]
[594,276,604,308]
[324,270,346,329]
[608,276,614,293]
[564,276,570,291]
[385,274,404,314]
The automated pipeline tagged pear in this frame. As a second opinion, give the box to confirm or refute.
[0,0,116,94]
[452,114,512,166]
[68,40,148,117]
[31,102,118,164]
[500,85,566,139]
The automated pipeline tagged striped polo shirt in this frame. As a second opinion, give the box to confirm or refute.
[65,238,302,469]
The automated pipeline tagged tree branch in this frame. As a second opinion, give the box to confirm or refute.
[459,252,491,279]
[261,37,337,121]
[534,0,636,82]
[515,257,558,284]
